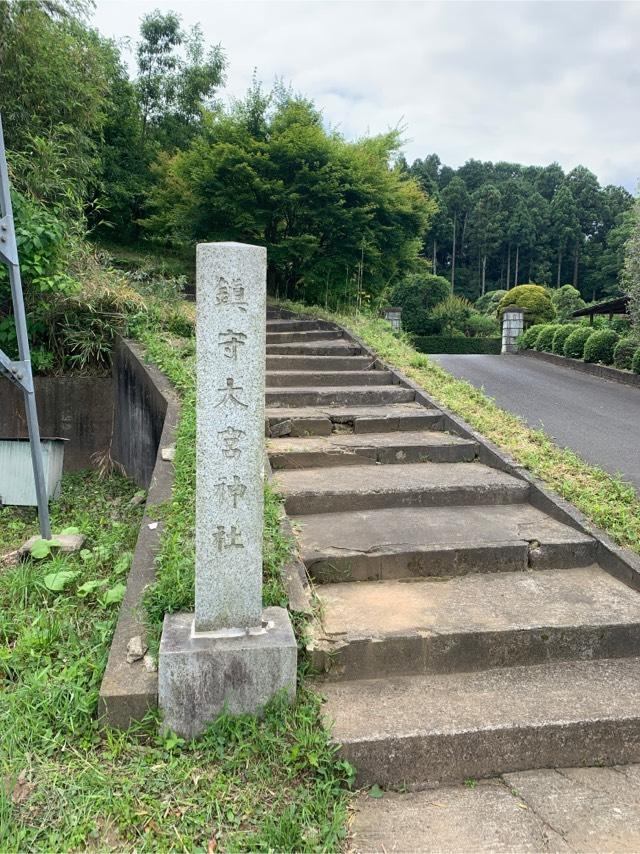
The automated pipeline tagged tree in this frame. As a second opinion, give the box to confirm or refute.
[0,0,119,217]
[551,285,586,321]
[565,166,601,289]
[145,86,434,304]
[623,197,640,338]
[136,10,225,150]
[441,176,469,292]
[468,184,502,295]
[550,185,581,287]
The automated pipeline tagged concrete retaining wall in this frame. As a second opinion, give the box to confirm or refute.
[523,349,640,389]
[0,376,113,470]
[98,339,179,728]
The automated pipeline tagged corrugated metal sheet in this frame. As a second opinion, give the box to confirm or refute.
[0,438,66,506]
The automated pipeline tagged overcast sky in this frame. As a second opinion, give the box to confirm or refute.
[91,0,640,191]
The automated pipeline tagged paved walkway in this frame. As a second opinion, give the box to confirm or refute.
[430,353,640,492]
[353,765,640,852]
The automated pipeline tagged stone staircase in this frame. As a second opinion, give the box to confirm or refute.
[264,311,640,792]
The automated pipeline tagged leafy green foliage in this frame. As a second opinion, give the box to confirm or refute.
[534,324,562,352]
[552,324,577,354]
[498,284,556,325]
[563,326,594,359]
[430,294,474,335]
[633,348,640,374]
[613,337,640,370]
[551,285,586,321]
[145,84,434,306]
[389,266,452,335]
[623,197,640,337]
[466,312,500,337]
[475,289,507,315]
[583,329,620,365]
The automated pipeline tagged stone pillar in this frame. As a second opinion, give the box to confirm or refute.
[195,243,265,632]
[501,307,524,354]
[158,242,297,739]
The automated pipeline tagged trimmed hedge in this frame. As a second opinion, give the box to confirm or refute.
[613,337,640,371]
[583,329,620,365]
[519,324,546,349]
[552,325,576,355]
[413,336,501,355]
[633,348,640,374]
[563,326,593,359]
[535,324,563,352]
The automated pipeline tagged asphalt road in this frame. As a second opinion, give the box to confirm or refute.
[429,353,640,493]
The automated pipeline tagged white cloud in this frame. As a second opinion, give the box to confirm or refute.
[92,0,640,190]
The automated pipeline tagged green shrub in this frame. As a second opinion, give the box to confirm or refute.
[583,329,620,365]
[519,323,546,350]
[552,325,576,354]
[613,337,640,370]
[633,348,640,374]
[475,290,507,315]
[498,284,555,325]
[431,295,474,335]
[413,335,501,355]
[389,264,452,336]
[551,285,586,322]
[535,324,562,352]
[563,326,593,359]
[466,312,500,337]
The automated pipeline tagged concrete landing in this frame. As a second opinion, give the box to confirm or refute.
[274,461,530,514]
[319,656,640,786]
[352,766,640,852]
[294,503,596,580]
[309,566,640,677]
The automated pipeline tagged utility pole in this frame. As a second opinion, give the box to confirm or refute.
[0,114,51,539]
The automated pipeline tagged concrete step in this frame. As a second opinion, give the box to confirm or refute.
[273,462,530,515]
[266,370,394,388]
[265,320,326,332]
[295,503,596,582]
[268,430,478,469]
[267,355,374,372]
[266,330,344,344]
[266,386,415,408]
[317,657,640,786]
[267,342,364,356]
[309,565,639,679]
[266,405,443,438]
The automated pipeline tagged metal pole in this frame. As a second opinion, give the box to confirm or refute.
[0,114,51,539]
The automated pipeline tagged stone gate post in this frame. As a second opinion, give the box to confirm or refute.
[501,307,524,354]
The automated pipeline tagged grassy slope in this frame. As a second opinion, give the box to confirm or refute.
[278,300,640,555]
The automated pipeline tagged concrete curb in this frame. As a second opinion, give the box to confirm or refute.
[98,339,179,728]
[522,349,640,390]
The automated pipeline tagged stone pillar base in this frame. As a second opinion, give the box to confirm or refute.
[158,606,297,739]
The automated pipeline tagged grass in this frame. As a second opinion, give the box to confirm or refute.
[1,319,353,851]
[277,300,640,556]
